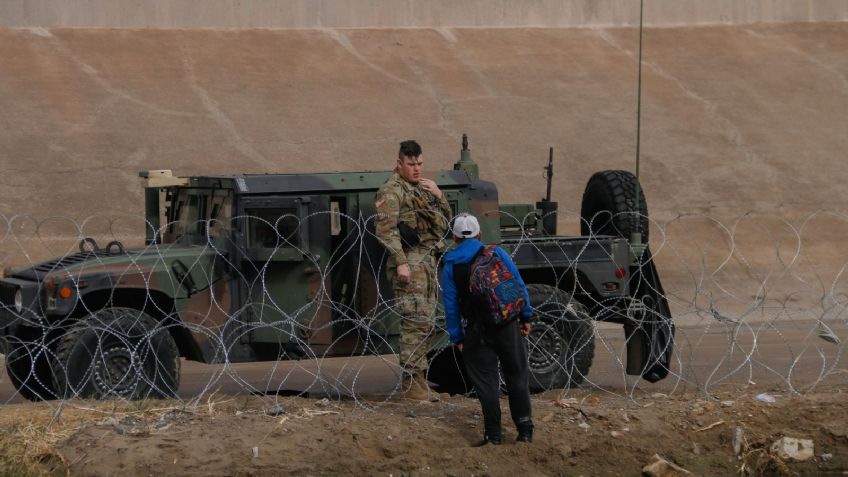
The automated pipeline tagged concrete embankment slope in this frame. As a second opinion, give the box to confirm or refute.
[1,23,846,224]
[2,0,847,27]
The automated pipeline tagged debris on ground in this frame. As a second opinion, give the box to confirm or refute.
[315,398,331,408]
[264,405,287,416]
[770,437,814,462]
[754,393,776,403]
[733,427,745,457]
[642,454,694,477]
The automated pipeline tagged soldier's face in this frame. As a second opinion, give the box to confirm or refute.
[397,155,424,183]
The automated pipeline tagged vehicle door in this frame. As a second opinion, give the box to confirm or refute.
[239,196,331,349]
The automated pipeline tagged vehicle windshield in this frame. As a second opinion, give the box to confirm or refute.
[163,188,233,246]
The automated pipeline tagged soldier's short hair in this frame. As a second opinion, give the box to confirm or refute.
[398,140,422,159]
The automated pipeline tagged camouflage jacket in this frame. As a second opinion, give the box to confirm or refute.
[375,172,451,266]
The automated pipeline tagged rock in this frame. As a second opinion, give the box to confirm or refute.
[252,446,259,458]
[610,431,624,438]
[650,393,668,399]
[96,417,120,427]
[691,400,715,414]
[315,398,331,407]
[821,453,833,462]
[770,437,814,462]
[152,419,171,431]
[642,454,693,477]
[578,422,590,430]
[721,400,735,407]
[264,406,287,416]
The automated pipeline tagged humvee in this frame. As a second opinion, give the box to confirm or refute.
[0,136,674,401]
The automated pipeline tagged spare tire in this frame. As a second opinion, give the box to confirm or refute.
[580,170,648,243]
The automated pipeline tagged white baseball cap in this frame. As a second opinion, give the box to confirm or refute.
[452,213,481,238]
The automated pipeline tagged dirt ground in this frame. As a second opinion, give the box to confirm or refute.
[0,386,845,476]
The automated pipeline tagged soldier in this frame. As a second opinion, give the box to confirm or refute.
[375,140,451,400]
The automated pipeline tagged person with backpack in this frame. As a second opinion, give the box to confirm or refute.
[441,213,535,446]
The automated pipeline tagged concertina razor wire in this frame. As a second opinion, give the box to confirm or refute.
[0,208,845,412]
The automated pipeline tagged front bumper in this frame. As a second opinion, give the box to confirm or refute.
[0,277,44,332]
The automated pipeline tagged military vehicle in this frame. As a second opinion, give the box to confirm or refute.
[0,135,674,401]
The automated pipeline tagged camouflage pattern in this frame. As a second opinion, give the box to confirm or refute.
[374,171,451,268]
[389,250,438,375]
[375,171,450,375]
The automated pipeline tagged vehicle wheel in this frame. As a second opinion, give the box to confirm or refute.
[580,170,649,242]
[53,308,181,400]
[4,334,59,401]
[526,284,594,392]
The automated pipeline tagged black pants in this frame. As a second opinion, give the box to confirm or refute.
[462,320,533,437]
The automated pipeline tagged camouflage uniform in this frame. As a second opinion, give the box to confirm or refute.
[375,172,451,377]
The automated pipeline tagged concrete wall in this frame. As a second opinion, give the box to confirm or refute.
[1,0,847,28]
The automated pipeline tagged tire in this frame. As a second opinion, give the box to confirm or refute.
[580,170,648,243]
[53,308,181,400]
[526,284,594,392]
[4,334,59,401]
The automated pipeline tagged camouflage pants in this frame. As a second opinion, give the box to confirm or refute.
[389,250,437,377]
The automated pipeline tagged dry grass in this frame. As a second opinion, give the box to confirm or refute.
[0,419,70,477]
[0,398,204,477]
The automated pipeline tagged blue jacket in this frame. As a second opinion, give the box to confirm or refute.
[440,238,532,344]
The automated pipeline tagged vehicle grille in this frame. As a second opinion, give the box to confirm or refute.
[0,281,15,304]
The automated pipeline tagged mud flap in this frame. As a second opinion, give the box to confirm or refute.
[624,246,674,383]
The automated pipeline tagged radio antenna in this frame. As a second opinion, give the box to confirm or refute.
[626,0,648,262]
[634,0,644,215]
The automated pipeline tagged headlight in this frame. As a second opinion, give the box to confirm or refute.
[14,288,22,313]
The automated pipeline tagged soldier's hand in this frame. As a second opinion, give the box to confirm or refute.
[419,178,443,199]
[456,342,464,352]
[397,263,411,284]
[519,322,532,337]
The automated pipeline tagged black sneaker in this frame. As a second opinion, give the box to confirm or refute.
[473,434,503,447]
[516,432,533,443]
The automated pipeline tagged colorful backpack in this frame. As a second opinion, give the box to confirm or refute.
[465,245,526,327]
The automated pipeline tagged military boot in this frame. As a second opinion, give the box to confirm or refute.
[400,373,430,401]
[414,373,439,402]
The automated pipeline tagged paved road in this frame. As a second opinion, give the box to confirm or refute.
[1,320,844,404]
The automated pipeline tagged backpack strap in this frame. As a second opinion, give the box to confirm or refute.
[453,245,485,320]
